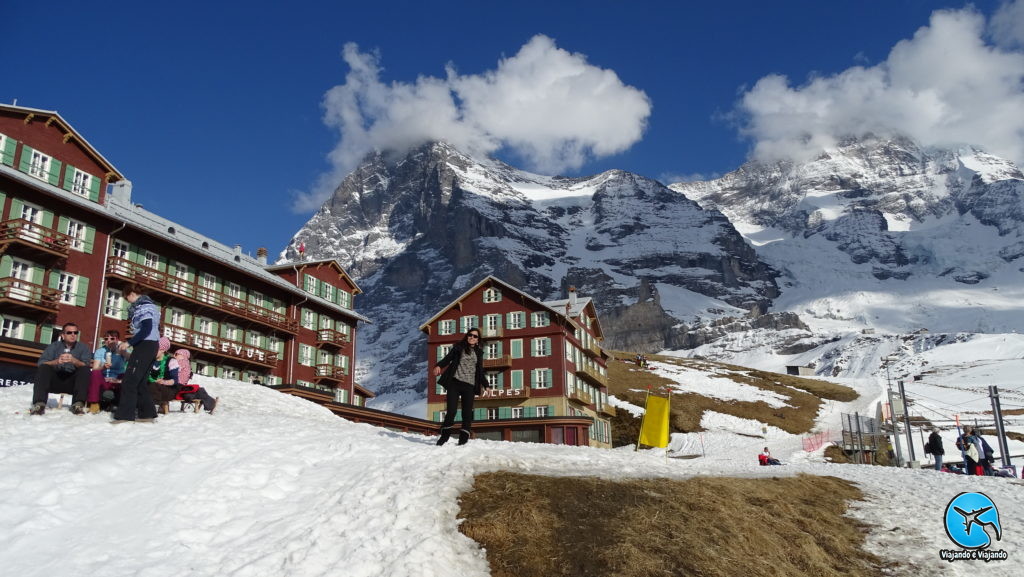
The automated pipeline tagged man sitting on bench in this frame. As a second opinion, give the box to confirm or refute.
[30,322,93,415]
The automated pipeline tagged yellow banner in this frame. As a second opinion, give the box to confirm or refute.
[638,395,671,448]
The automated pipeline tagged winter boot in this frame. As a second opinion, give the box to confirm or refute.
[88,403,101,414]
[29,402,45,416]
[71,402,85,415]
[436,426,454,446]
[159,402,169,415]
[457,429,471,445]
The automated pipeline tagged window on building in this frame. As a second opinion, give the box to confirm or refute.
[322,283,335,302]
[222,367,239,380]
[483,288,501,303]
[319,316,333,330]
[248,331,262,347]
[268,336,281,354]
[224,324,239,342]
[9,258,33,301]
[438,319,456,335]
[1,316,24,339]
[199,272,217,289]
[303,274,318,294]
[226,282,242,299]
[511,407,524,419]
[301,309,315,329]
[28,150,51,180]
[531,369,552,389]
[169,309,185,328]
[487,407,499,420]
[485,372,501,388]
[507,311,524,330]
[535,406,549,417]
[143,251,159,270]
[338,291,352,309]
[65,220,87,251]
[71,169,92,196]
[318,349,331,366]
[104,288,125,319]
[57,273,77,304]
[437,344,453,360]
[112,240,129,259]
[532,337,551,357]
[460,315,478,332]
[531,311,550,328]
[483,341,501,360]
[197,318,213,335]
[298,345,314,366]
[251,291,264,308]
[483,314,501,336]
[20,202,43,224]
[510,339,523,359]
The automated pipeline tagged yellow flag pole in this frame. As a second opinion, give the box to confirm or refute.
[665,390,672,460]
[635,386,651,452]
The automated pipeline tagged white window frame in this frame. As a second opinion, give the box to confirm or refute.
[20,201,43,224]
[225,324,239,342]
[536,406,549,417]
[487,407,499,420]
[198,318,213,335]
[439,319,456,335]
[483,288,501,303]
[112,240,129,259]
[28,150,51,180]
[169,309,185,327]
[438,344,453,360]
[323,283,335,302]
[144,251,159,270]
[71,169,92,196]
[508,311,524,330]
[65,219,87,251]
[57,273,77,304]
[484,314,501,334]
[533,337,551,357]
[104,288,125,319]
[533,369,551,389]
[9,258,33,301]
[484,341,501,360]
[511,407,524,419]
[485,372,500,388]
[251,291,265,309]
[301,309,315,329]
[1,316,25,339]
[226,282,242,299]
[298,344,314,366]
[319,316,333,330]
[248,332,262,347]
[532,311,550,327]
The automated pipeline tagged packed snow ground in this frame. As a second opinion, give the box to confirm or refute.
[2,367,1022,577]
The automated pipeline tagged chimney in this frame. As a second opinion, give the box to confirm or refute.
[108,179,134,208]
[568,285,577,307]
[233,244,242,256]
[256,247,268,266]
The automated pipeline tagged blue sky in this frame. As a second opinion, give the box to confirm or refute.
[3,0,1021,260]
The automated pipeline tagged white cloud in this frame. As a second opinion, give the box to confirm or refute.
[293,35,651,212]
[736,3,1024,166]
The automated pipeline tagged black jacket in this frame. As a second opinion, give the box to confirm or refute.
[437,341,486,395]
[928,431,944,456]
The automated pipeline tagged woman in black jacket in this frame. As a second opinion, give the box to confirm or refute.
[433,328,486,445]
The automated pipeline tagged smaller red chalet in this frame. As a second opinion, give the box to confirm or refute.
[420,276,614,447]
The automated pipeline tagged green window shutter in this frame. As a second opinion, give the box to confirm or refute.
[474,408,486,420]
[454,409,462,421]
[0,136,15,166]
[511,339,522,359]
[18,145,33,173]
[47,159,62,186]
[497,371,504,387]
[88,175,101,202]
[0,255,11,277]
[524,406,536,418]
[74,276,89,307]
[10,199,23,221]
[432,411,440,422]
[546,370,554,388]
[544,338,551,356]
[47,270,61,289]
[530,370,537,388]
[62,164,76,191]
[506,312,514,326]
[57,216,69,237]
[459,316,466,333]
[157,256,167,272]
[510,370,523,389]
[31,264,45,284]
[531,338,538,357]
[40,210,54,229]
[495,341,503,356]
[437,346,445,361]
[499,407,511,419]
[22,320,38,343]
[163,308,174,324]
[83,226,96,254]
[548,404,556,416]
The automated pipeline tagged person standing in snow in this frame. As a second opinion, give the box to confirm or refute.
[927,429,944,471]
[433,328,487,446]
[112,284,161,423]
[957,427,981,475]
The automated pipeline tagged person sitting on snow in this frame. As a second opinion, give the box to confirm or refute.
[759,447,782,466]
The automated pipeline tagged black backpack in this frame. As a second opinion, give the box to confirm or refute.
[924,441,932,455]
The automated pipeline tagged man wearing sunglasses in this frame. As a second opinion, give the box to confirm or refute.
[30,322,93,415]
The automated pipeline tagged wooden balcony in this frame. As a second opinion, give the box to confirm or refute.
[107,256,298,334]
[598,404,617,417]
[480,326,503,338]
[482,354,512,369]
[0,278,60,314]
[162,325,279,368]
[316,328,351,349]
[567,388,594,405]
[314,364,348,383]
[583,340,604,358]
[575,364,608,387]
[0,219,71,260]
[477,386,531,400]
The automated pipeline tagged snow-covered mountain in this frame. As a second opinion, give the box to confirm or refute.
[670,135,1024,337]
[280,142,782,407]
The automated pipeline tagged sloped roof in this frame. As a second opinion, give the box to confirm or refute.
[265,259,363,295]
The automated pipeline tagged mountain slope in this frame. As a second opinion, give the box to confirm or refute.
[282,142,782,403]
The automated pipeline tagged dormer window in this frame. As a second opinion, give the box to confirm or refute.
[483,288,502,303]
[71,169,92,196]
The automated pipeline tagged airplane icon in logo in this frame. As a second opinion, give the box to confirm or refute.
[953,506,1002,543]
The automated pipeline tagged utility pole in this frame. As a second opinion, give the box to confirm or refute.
[989,386,1012,470]
[898,380,916,465]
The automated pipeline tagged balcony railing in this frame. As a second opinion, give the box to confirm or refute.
[162,325,278,368]
[477,386,531,400]
[0,277,61,313]
[314,364,348,382]
[479,326,503,338]
[0,218,71,259]
[316,328,351,348]
[482,354,512,369]
[575,364,609,387]
[584,340,603,358]
[567,388,594,405]
[598,404,617,417]
[107,256,298,334]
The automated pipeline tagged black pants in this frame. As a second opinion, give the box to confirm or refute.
[33,365,89,405]
[440,380,476,432]
[114,340,159,421]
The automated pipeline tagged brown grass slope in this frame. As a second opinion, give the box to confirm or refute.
[460,472,885,577]
[606,352,859,448]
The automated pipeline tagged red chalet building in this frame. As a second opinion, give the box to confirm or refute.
[421,276,615,447]
[0,103,375,408]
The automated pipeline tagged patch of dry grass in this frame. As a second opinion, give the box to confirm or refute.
[606,351,859,446]
[459,472,885,577]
